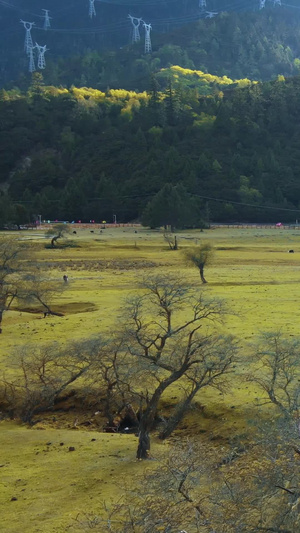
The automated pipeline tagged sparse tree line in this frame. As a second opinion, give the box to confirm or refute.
[68,331,300,532]
[0,229,213,335]
[0,243,235,455]
[2,235,300,531]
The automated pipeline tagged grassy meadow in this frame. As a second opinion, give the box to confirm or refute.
[1,225,300,532]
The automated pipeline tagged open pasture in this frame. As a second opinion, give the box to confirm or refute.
[2,225,300,349]
[1,225,300,531]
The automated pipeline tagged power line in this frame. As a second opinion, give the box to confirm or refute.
[0,0,42,18]
[0,0,298,40]
[12,191,300,214]
[95,0,183,4]
[1,0,300,77]
[192,194,300,213]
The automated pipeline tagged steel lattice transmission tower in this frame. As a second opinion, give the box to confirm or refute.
[28,46,36,73]
[42,9,51,30]
[199,0,206,10]
[89,0,96,19]
[20,20,35,55]
[143,22,152,53]
[273,0,281,5]
[36,43,48,69]
[128,15,143,43]
[259,0,266,8]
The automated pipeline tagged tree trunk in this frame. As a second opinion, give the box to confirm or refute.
[174,235,178,250]
[51,235,59,248]
[0,309,3,333]
[38,298,63,318]
[135,366,189,458]
[159,387,201,440]
[199,265,207,284]
[136,427,150,459]
[104,382,118,427]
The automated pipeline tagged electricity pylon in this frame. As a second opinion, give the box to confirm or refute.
[143,22,152,53]
[20,20,35,55]
[42,9,51,30]
[28,46,36,73]
[128,15,143,43]
[36,43,48,69]
[89,0,96,19]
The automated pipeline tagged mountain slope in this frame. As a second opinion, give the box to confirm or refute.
[1,74,300,225]
[1,7,300,88]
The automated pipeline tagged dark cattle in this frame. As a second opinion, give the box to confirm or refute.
[289,250,294,253]
[63,275,69,283]
[90,230,94,233]
[73,230,77,234]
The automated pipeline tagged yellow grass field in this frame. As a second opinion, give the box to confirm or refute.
[1,225,300,532]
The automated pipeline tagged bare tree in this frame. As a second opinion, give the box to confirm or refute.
[135,441,208,531]
[0,236,29,333]
[71,442,204,532]
[122,274,236,458]
[164,232,178,250]
[90,337,139,430]
[71,429,300,532]
[246,332,300,421]
[46,223,71,248]
[184,243,214,284]
[22,272,66,318]
[0,338,100,423]
[159,334,236,439]
[111,331,300,526]
[206,415,300,533]
[72,502,141,532]
[0,236,69,331]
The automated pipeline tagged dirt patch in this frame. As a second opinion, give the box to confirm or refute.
[211,280,300,287]
[216,246,245,251]
[15,302,97,315]
[39,259,157,271]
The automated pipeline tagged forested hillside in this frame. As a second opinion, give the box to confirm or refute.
[1,5,300,88]
[1,73,300,226]
[45,8,300,90]
[2,3,300,226]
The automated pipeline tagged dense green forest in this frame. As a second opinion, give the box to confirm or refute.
[1,71,300,226]
[2,6,300,225]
